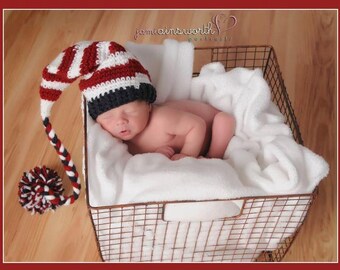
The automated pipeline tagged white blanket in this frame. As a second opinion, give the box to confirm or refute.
[85,39,329,209]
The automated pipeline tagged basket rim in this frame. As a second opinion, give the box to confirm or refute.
[87,188,318,210]
[194,44,275,50]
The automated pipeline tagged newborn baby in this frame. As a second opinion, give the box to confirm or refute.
[97,99,235,160]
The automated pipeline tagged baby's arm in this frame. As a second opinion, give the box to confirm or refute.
[178,115,206,158]
[162,108,206,159]
[155,146,175,159]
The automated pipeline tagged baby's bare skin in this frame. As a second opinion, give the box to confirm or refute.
[96,100,235,160]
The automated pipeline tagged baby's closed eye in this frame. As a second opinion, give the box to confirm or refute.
[125,110,138,114]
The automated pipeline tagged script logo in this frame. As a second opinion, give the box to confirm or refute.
[133,13,237,42]
[211,14,238,35]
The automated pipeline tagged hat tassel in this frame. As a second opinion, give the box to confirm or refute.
[18,117,81,214]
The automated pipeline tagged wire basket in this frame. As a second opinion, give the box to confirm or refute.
[84,45,316,262]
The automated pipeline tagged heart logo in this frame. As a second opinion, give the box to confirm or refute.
[211,14,237,35]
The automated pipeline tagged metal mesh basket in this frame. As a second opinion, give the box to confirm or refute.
[85,45,316,262]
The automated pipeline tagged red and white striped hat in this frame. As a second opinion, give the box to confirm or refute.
[40,40,156,120]
[18,41,156,214]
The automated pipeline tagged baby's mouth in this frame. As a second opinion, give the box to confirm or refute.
[119,129,131,136]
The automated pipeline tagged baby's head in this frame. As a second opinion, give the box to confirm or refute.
[96,100,151,140]
[80,43,157,140]
[40,40,156,140]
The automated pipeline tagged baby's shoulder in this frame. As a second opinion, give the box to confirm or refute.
[150,105,180,125]
[152,105,176,117]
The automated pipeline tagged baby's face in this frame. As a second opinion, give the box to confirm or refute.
[96,100,151,141]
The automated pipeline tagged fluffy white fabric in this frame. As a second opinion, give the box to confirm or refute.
[163,200,244,222]
[85,39,329,213]
[191,65,329,195]
[126,39,194,103]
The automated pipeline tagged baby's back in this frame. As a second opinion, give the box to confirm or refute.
[162,100,220,125]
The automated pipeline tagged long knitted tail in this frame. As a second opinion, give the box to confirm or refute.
[43,117,81,205]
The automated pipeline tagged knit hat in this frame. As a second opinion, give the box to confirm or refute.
[18,41,157,214]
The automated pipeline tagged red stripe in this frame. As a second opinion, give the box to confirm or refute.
[72,182,80,189]
[64,165,72,171]
[42,45,78,83]
[109,42,126,54]
[50,197,60,205]
[45,122,52,133]
[56,45,77,79]
[40,87,62,101]
[55,140,61,149]
[42,67,75,84]
[79,58,150,91]
[80,42,99,75]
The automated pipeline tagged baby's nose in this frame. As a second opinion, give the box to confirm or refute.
[116,118,128,126]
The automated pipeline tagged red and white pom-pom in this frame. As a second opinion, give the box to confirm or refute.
[18,166,64,215]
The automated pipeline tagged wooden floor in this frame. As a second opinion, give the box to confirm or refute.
[4,10,337,262]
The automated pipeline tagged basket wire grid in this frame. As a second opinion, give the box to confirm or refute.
[85,45,316,262]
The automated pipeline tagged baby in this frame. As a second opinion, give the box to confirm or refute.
[97,99,235,160]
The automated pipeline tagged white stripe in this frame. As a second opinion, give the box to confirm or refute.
[67,41,93,79]
[46,52,65,74]
[96,41,111,65]
[40,100,54,118]
[96,51,136,71]
[83,73,151,100]
[64,198,71,206]
[82,72,94,80]
[49,129,56,139]
[45,195,56,201]
[66,170,75,177]
[81,51,136,81]
[41,78,70,91]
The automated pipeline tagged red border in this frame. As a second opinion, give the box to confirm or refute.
[0,0,339,8]
[0,263,339,270]
[1,0,339,269]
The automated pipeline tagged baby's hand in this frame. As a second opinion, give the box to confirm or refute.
[155,146,175,159]
[171,153,190,161]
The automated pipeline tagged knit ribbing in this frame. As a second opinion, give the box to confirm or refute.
[88,83,157,120]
